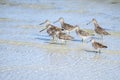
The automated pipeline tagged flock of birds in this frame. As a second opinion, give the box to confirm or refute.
[39,17,110,53]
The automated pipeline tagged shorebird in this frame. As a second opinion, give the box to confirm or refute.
[87,18,110,39]
[90,39,107,53]
[54,17,78,34]
[55,31,74,44]
[75,25,92,42]
[39,20,63,40]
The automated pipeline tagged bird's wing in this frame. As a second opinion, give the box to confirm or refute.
[97,27,110,35]
[63,23,75,30]
[78,29,89,36]
[94,41,107,48]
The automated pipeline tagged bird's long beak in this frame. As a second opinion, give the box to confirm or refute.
[86,21,92,25]
[53,19,59,24]
[39,27,48,32]
[39,21,46,25]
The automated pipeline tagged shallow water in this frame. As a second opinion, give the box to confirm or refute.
[0,0,120,80]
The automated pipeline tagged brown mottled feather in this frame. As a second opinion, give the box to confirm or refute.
[94,21,110,35]
[46,24,63,36]
[92,41,107,49]
[62,22,76,31]
[58,32,74,40]
[76,29,89,36]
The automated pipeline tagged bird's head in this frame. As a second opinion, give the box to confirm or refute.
[39,20,50,25]
[54,17,64,24]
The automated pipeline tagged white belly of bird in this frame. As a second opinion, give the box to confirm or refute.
[80,35,89,40]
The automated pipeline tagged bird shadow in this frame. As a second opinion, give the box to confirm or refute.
[83,49,99,53]
[44,42,66,45]
[72,39,82,42]
[35,37,50,41]
[83,49,103,60]
[35,37,66,45]
[91,36,102,40]
[35,34,49,37]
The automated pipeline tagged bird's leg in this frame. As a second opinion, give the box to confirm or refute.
[98,49,101,54]
[61,39,65,45]
[62,39,67,45]
[100,35,104,43]
[64,40,67,45]
[81,38,84,43]
[68,31,70,34]
[53,36,55,41]
[95,49,98,53]
[101,35,103,40]
[61,39,66,45]
[96,51,98,53]
[51,35,57,43]
[50,36,54,43]
[53,36,57,43]
[83,38,87,43]
[54,35,58,41]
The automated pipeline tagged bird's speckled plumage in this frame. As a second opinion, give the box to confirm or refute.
[91,39,107,53]
[92,19,110,35]
[75,25,91,42]
[54,17,78,33]
[39,20,63,40]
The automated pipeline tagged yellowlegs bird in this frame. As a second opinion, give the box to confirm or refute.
[54,17,78,34]
[90,39,107,53]
[87,18,110,39]
[75,25,91,42]
[55,30,74,44]
[39,20,63,40]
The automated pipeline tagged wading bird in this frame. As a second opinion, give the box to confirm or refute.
[87,18,110,39]
[75,25,92,42]
[39,20,63,41]
[55,30,74,44]
[54,17,79,34]
[90,39,107,53]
